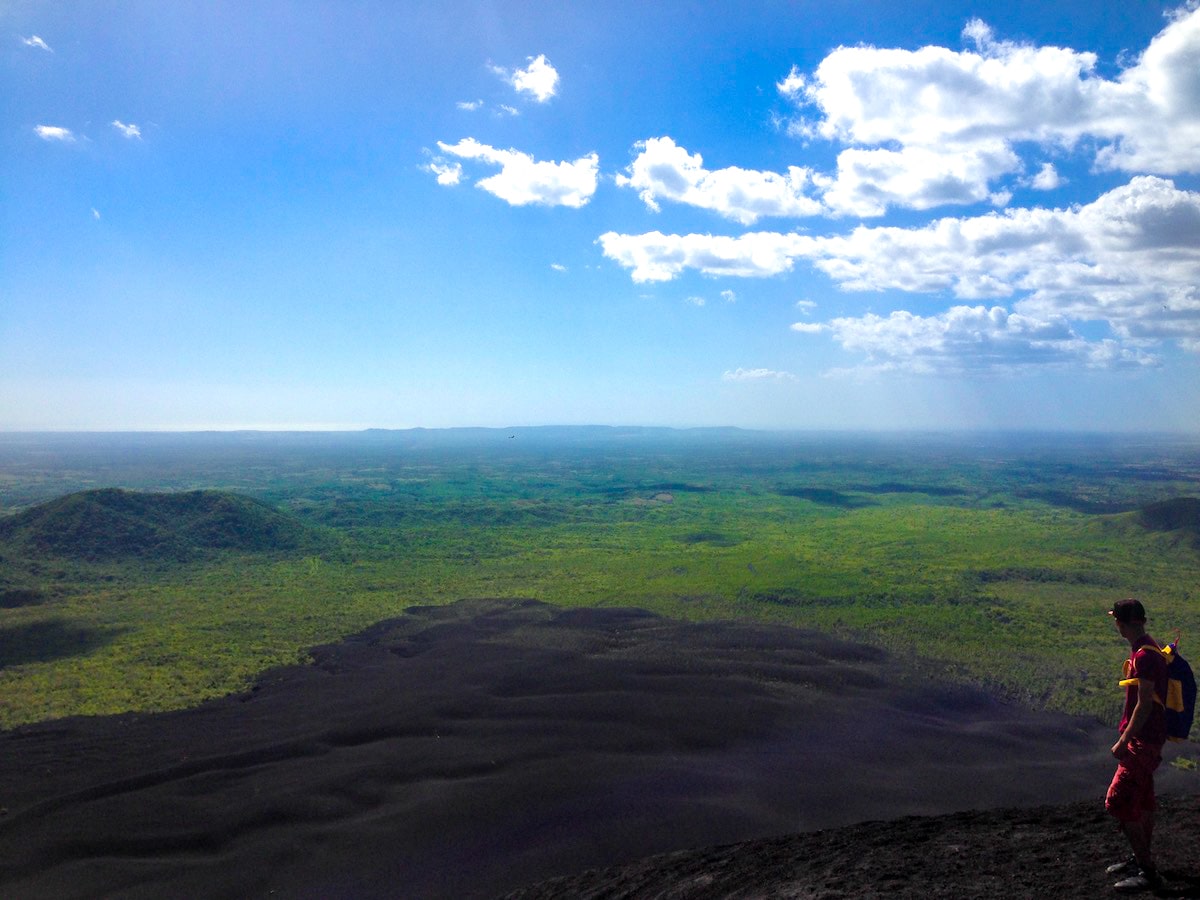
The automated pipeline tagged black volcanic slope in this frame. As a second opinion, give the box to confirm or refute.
[0,598,1194,899]
[502,794,1200,899]
[0,488,322,560]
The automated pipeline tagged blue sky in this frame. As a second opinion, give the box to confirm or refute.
[3,1,1199,432]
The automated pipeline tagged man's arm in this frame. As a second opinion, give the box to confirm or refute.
[1112,675,1158,758]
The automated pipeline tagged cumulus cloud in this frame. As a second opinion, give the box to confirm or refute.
[821,305,1157,374]
[435,138,598,207]
[961,18,996,51]
[499,54,559,103]
[602,176,1200,359]
[112,120,141,139]
[425,160,463,185]
[722,367,797,381]
[627,10,1200,220]
[457,99,483,111]
[22,35,52,51]
[819,142,1021,216]
[616,137,824,224]
[790,321,825,333]
[686,295,707,306]
[1094,6,1200,173]
[776,6,1200,214]
[34,125,74,142]
[785,29,1107,149]
[551,263,567,272]
[596,230,813,282]
[776,66,805,97]
[622,11,1200,221]
[1030,163,1063,190]
[801,177,1200,341]
[721,290,737,303]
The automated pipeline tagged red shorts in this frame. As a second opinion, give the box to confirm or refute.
[1105,739,1162,823]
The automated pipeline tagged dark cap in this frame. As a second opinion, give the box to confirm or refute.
[1109,598,1147,623]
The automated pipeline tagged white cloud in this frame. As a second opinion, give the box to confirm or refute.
[776,66,805,97]
[795,299,817,312]
[820,142,1021,216]
[617,136,824,224]
[34,125,75,142]
[457,99,483,111]
[961,18,995,51]
[22,35,52,52]
[425,160,463,185]
[803,177,1200,344]
[722,367,797,381]
[112,120,141,139]
[822,305,1157,374]
[551,263,567,272]
[91,208,101,220]
[721,290,737,303]
[506,54,559,103]
[788,28,1103,149]
[1093,6,1200,173]
[1030,163,1063,190]
[601,176,1200,356]
[776,7,1200,214]
[686,295,706,306]
[625,10,1200,221]
[436,138,598,207]
[500,104,520,117]
[790,321,825,333]
[597,230,813,282]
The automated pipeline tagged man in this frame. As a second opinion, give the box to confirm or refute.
[1105,598,1169,893]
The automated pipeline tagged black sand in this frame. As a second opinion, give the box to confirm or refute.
[0,599,1194,898]
[503,794,1200,898]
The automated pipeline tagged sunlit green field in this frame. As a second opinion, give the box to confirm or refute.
[1,429,1198,729]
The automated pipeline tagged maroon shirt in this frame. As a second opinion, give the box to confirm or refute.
[1120,634,1169,747]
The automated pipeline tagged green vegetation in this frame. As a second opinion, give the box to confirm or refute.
[0,487,332,561]
[1139,497,1200,540]
[1,429,1198,730]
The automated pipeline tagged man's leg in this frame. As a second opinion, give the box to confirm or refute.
[1121,810,1154,873]
[1107,754,1161,889]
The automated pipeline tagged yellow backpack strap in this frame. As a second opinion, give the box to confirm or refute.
[1118,648,1166,710]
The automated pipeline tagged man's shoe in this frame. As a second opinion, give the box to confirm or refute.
[1113,868,1162,893]
[1107,856,1139,877]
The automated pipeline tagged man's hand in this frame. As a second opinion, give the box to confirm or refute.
[1113,675,1157,758]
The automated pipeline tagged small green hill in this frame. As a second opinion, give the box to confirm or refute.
[1138,496,1200,533]
[0,489,325,561]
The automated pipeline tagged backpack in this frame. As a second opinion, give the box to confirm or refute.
[1161,641,1196,743]
[1124,639,1197,742]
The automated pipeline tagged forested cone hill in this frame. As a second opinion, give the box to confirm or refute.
[0,488,329,562]
[1139,496,1200,541]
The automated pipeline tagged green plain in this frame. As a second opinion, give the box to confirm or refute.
[1,429,1198,730]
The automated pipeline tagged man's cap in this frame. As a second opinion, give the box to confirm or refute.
[1109,598,1147,623]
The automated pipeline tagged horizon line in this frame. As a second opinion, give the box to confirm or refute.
[2,424,1200,438]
